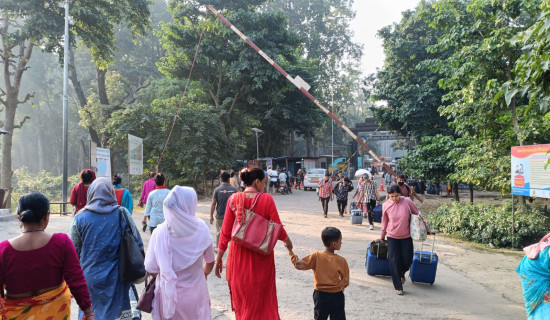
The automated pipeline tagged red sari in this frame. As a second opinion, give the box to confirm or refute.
[218,192,288,320]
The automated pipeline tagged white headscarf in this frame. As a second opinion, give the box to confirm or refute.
[146,186,212,319]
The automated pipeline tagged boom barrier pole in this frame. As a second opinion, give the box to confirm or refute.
[207,6,396,177]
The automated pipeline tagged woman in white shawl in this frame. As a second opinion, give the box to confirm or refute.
[144,186,215,319]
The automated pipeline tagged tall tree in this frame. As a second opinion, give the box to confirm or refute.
[421,0,549,191]
[0,0,150,207]
[157,0,321,161]
[367,1,452,140]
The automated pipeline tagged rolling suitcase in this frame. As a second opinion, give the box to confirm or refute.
[410,233,438,285]
[366,241,391,276]
[351,209,363,225]
[373,204,382,223]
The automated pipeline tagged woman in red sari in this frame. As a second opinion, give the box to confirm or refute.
[215,168,293,320]
[69,169,96,214]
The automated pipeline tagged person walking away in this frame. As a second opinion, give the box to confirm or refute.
[0,192,94,320]
[70,169,96,214]
[268,167,278,194]
[358,174,380,230]
[380,183,420,295]
[230,170,240,189]
[287,227,349,320]
[70,178,144,319]
[215,168,293,320]
[112,174,140,319]
[318,172,334,218]
[145,186,215,320]
[396,174,424,203]
[210,171,238,249]
[113,174,134,214]
[297,168,305,190]
[138,172,156,207]
[334,178,354,217]
[143,173,170,234]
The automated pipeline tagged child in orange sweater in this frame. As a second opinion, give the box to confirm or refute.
[287,227,349,320]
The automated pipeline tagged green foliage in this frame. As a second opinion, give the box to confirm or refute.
[368,2,452,139]
[427,200,550,248]
[398,134,466,182]
[11,167,80,203]
[510,1,550,113]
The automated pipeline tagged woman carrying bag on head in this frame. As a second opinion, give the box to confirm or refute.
[144,186,215,319]
[215,168,293,320]
[70,177,144,320]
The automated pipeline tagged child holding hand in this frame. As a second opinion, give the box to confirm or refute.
[287,227,349,320]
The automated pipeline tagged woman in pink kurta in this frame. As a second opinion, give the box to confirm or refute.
[215,168,293,320]
[144,186,215,320]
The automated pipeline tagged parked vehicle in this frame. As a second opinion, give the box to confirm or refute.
[303,168,327,191]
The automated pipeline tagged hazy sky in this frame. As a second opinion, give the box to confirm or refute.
[350,0,421,76]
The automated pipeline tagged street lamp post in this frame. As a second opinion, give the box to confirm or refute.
[251,128,263,160]
[62,0,70,214]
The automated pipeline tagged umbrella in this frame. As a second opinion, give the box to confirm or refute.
[354,169,372,179]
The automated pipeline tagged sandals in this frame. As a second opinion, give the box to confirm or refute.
[396,290,404,295]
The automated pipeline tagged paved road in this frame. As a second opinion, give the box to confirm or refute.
[0,182,526,319]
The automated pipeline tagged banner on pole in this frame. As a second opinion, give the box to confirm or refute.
[511,144,550,198]
[96,147,112,178]
[128,134,143,175]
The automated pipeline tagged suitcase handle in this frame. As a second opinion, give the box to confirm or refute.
[419,233,436,264]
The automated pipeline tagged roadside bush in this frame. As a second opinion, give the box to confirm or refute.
[11,168,80,208]
[425,200,550,248]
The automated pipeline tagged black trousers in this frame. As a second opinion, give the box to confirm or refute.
[320,197,330,216]
[366,199,376,225]
[337,200,347,215]
[387,237,414,291]
[313,290,346,320]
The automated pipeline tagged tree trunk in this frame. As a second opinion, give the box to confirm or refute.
[306,136,313,157]
[69,50,102,146]
[1,103,16,208]
[452,183,460,202]
[38,135,44,172]
[469,184,474,204]
[96,68,110,105]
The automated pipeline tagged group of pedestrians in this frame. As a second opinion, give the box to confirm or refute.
[0,164,429,320]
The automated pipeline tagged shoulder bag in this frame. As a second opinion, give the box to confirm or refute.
[405,198,428,242]
[136,273,156,313]
[231,193,283,255]
[119,209,146,283]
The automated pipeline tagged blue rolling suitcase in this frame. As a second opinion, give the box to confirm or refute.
[410,233,438,285]
[366,242,391,276]
[351,209,363,225]
[373,204,382,223]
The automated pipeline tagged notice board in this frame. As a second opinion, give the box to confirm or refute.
[511,144,550,198]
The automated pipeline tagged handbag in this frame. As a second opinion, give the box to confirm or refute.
[231,193,283,255]
[405,199,428,242]
[523,232,550,259]
[136,273,156,313]
[119,209,146,283]
[370,239,388,257]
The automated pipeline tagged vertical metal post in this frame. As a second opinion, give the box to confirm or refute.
[512,194,515,236]
[331,96,334,175]
[62,0,70,213]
